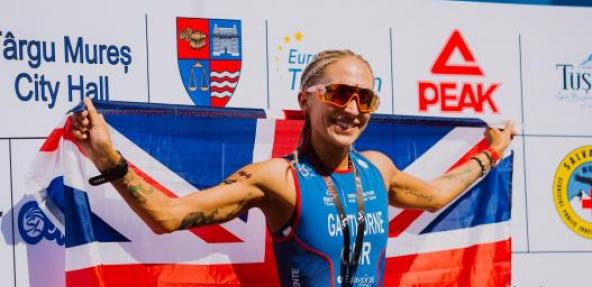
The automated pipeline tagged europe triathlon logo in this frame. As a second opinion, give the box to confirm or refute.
[176,18,242,107]
[555,54,592,109]
[273,30,311,91]
[418,30,500,114]
[273,31,383,93]
[553,145,592,239]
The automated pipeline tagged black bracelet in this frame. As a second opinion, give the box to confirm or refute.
[470,156,486,177]
[89,151,129,186]
[481,150,494,167]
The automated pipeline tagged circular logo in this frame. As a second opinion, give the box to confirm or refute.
[18,201,46,244]
[553,145,592,239]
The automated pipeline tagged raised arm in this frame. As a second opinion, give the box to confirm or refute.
[364,122,514,212]
[70,99,294,234]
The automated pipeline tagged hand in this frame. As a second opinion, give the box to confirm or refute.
[70,98,121,170]
[484,121,516,156]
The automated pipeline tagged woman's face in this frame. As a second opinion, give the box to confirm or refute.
[300,57,375,150]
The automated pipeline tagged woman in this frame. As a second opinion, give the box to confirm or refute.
[71,49,513,287]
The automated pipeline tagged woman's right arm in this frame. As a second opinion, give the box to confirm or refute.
[108,159,273,234]
[71,98,292,234]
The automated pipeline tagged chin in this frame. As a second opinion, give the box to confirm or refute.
[327,128,360,148]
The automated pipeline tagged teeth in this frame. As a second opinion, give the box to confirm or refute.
[336,119,353,130]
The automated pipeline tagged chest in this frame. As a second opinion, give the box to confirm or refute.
[294,165,389,256]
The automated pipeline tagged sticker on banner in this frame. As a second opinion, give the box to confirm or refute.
[17,201,65,245]
[553,145,592,239]
[556,53,592,109]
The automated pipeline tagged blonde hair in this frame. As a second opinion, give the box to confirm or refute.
[300,49,373,90]
[298,49,374,150]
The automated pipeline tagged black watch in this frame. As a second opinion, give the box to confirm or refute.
[88,152,129,186]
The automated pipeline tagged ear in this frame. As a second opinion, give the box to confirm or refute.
[298,91,310,112]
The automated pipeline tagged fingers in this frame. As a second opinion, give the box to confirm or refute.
[70,99,96,140]
[84,98,102,125]
[504,121,515,134]
[71,128,88,140]
[70,113,89,140]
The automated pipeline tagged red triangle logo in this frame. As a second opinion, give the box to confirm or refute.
[430,30,484,76]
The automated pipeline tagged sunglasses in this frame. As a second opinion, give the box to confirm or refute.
[306,83,380,113]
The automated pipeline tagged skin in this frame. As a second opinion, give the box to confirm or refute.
[71,57,514,234]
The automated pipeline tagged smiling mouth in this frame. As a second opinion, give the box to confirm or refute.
[331,117,357,132]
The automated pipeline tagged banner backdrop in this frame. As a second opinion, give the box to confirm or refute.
[1,1,592,286]
[26,101,512,286]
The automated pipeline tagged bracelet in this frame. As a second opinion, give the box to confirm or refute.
[484,147,500,166]
[89,151,129,186]
[481,150,494,167]
[470,156,486,177]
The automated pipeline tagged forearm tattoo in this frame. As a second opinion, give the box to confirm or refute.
[439,163,479,190]
[113,175,155,204]
[179,193,252,228]
[126,183,155,203]
[180,210,219,229]
[222,170,252,185]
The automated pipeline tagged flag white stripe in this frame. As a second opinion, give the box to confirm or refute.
[386,222,510,258]
[66,236,266,271]
[388,127,484,224]
[252,119,275,162]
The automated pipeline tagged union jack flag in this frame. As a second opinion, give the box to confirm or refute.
[28,101,512,286]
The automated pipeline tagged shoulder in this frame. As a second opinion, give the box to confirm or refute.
[244,158,293,185]
[244,157,295,198]
[359,150,399,180]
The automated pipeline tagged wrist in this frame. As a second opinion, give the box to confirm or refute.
[95,149,122,171]
[483,146,501,166]
[89,151,129,186]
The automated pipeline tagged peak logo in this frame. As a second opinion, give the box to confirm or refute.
[418,30,500,114]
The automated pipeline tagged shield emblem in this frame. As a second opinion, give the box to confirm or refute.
[177,18,242,107]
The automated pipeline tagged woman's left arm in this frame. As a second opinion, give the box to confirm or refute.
[364,121,515,212]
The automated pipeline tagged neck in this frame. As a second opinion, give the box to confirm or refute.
[307,136,350,171]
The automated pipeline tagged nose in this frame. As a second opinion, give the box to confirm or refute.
[343,94,361,115]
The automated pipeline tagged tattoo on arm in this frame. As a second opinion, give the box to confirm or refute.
[117,181,154,204]
[179,193,252,229]
[222,170,252,185]
[438,163,479,189]
[403,188,434,202]
[180,210,219,229]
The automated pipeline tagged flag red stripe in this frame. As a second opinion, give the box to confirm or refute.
[129,163,244,243]
[40,118,81,152]
[271,120,304,158]
[40,127,63,152]
[389,138,489,237]
[67,234,280,287]
[383,239,511,287]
